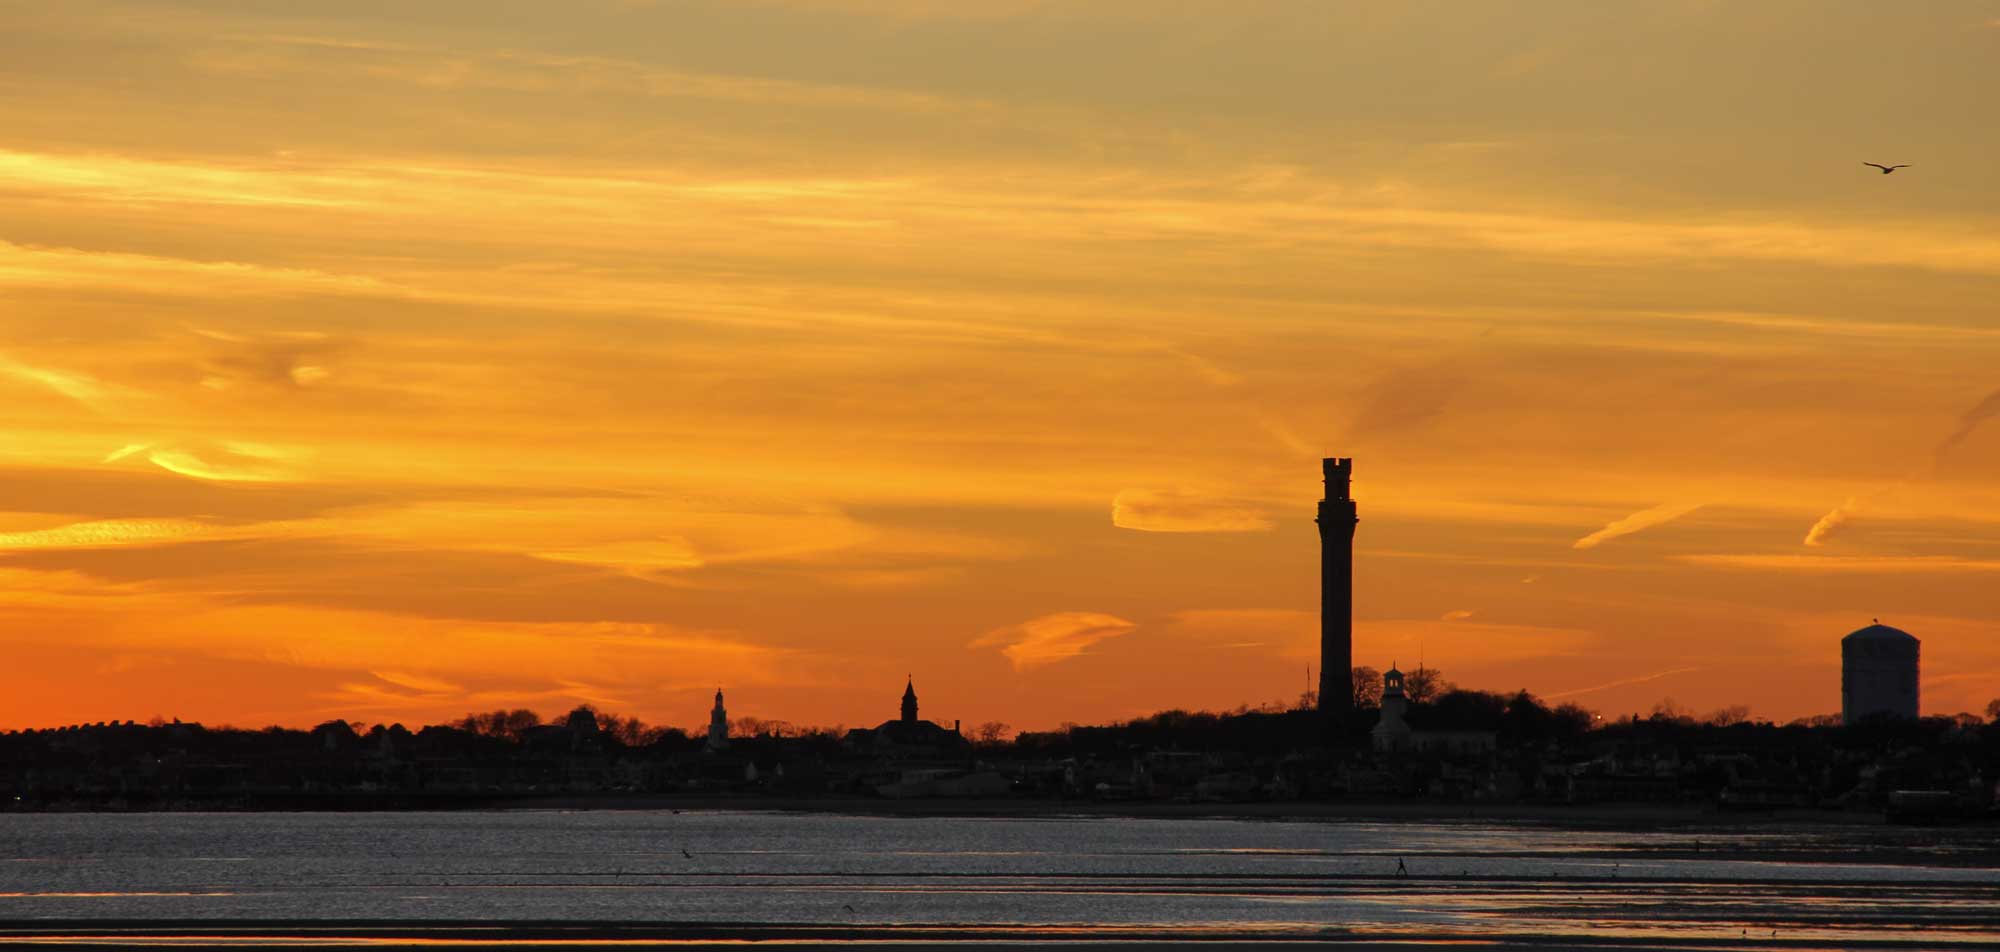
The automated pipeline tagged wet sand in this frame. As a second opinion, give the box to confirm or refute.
[7,811,1995,949]
[512,795,1882,827]
[5,870,1998,950]
[5,886,1997,950]
[0,920,1663,951]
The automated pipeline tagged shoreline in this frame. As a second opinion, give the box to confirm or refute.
[497,795,1882,828]
[3,916,1997,951]
[5,794,1909,829]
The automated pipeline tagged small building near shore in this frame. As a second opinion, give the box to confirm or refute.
[1372,665,1497,756]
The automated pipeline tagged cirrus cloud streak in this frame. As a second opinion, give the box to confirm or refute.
[971,612,1137,671]
[1573,502,1703,550]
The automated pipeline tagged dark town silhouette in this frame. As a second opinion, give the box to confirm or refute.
[4,460,1996,821]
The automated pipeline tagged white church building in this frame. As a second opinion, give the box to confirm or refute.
[1371,665,1497,756]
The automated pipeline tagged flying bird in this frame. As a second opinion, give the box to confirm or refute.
[1864,163,1910,174]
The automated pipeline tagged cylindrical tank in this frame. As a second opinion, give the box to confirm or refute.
[1841,623,1919,723]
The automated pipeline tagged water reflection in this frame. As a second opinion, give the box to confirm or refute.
[0,811,1993,948]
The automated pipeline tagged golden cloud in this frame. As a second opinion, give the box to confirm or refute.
[1573,501,1704,550]
[367,670,465,694]
[0,518,220,550]
[1802,498,1855,547]
[0,355,119,408]
[972,612,1136,671]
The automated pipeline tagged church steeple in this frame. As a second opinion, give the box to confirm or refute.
[900,676,918,724]
[706,687,729,751]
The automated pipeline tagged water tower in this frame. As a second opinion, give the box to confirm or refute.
[1841,621,1919,723]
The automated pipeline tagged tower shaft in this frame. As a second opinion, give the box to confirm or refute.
[1317,458,1358,716]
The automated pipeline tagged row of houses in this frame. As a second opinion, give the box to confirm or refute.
[5,692,1996,817]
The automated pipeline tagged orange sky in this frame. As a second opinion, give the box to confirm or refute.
[3,1,1999,733]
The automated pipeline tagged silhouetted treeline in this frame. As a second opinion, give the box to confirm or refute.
[450,708,690,747]
[2,688,1996,814]
[1013,686,1595,758]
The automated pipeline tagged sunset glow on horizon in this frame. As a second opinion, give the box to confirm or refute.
[5,0,2000,734]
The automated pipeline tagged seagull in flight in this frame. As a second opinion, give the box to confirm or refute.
[1864,162,1910,174]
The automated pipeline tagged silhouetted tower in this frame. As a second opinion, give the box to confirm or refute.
[1842,621,1919,723]
[900,677,918,725]
[706,688,730,751]
[1317,458,1358,717]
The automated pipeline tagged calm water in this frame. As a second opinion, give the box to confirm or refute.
[0,810,1996,947]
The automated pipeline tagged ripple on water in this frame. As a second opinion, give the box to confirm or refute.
[0,811,1993,947]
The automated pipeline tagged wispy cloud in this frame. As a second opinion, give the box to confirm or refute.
[1573,502,1703,550]
[1344,358,1467,442]
[1355,618,1599,666]
[367,670,464,694]
[0,356,118,408]
[534,539,706,574]
[1111,489,1271,533]
[1677,554,2000,573]
[0,518,218,550]
[189,36,996,116]
[0,150,357,210]
[1803,496,1857,547]
[193,328,344,393]
[0,239,395,299]
[1923,668,2000,688]
[1934,386,2000,467]
[1802,387,2000,546]
[1162,609,1315,656]
[971,612,1136,670]
[137,608,803,696]
[1546,666,1702,700]
[146,443,298,482]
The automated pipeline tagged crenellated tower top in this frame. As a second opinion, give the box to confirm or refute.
[1323,457,1353,501]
